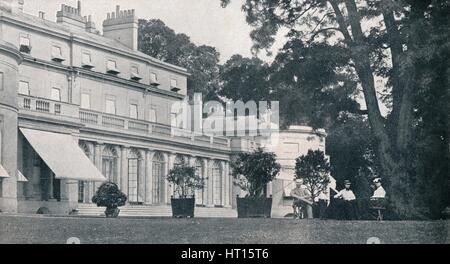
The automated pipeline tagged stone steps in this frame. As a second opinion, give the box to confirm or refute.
[76,204,237,218]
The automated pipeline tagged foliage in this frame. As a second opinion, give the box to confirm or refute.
[220,0,450,219]
[138,19,221,100]
[232,147,281,198]
[326,115,379,197]
[166,165,205,198]
[219,54,272,104]
[295,150,331,203]
[92,182,127,209]
[270,41,362,129]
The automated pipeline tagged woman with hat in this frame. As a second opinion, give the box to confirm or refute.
[371,178,386,199]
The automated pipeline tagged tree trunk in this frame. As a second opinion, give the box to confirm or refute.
[341,0,419,218]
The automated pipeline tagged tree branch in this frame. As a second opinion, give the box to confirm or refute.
[290,2,319,24]
[309,27,343,42]
[328,0,353,44]
[310,11,335,33]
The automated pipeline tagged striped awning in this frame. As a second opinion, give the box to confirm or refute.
[20,128,106,182]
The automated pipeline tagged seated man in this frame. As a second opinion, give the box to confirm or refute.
[291,178,313,219]
[334,180,357,220]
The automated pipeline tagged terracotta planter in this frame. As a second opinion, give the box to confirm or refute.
[171,197,195,218]
[236,197,272,218]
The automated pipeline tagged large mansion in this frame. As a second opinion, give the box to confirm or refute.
[0,1,326,217]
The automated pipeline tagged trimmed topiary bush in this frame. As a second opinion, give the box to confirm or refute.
[92,182,127,218]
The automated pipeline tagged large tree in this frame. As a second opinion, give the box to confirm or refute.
[138,19,222,100]
[219,54,272,103]
[220,0,450,218]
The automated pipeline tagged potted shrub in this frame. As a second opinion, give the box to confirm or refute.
[232,147,281,218]
[295,150,331,219]
[167,165,205,218]
[92,182,127,218]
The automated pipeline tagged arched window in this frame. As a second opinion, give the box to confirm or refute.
[128,149,142,204]
[152,152,165,204]
[212,161,223,206]
[79,142,91,159]
[195,159,205,206]
[102,145,118,183]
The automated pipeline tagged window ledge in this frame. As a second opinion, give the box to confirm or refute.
[171,87,181,93]
[82,63,95,70]
[106,69,120,75]
[51,56,65,63]
[20,45,31,54]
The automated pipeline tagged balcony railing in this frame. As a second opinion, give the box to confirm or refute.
[102,115,125,129]
[79,111,98,124]
[128,120,150,133]
[214,137,229,147]
[18,95,79,119]
[78,109,230,149]
[35,100,50,112]
[17,95,231,149]
[151,123,171,136]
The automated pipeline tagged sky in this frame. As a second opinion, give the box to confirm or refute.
[22,0,284,63]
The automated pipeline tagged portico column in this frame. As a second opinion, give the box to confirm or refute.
[115,146,122,188]
[85,142,94,203]
[166,152,176,202]
[138,149,146,203]
[93,143,104,192]
[224,161,231,207]
[145,150,155,204]
[201,157,208,206]
[205,158,214,207]
[229,161,235,207]
[120,146,128,196]
[48,172,54,200]
[162,152,170,203]
[220,161,226,206]
[188,155,195,199]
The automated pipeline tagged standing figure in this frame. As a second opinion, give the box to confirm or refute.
[317,188,329,219]
[334,180,357,220]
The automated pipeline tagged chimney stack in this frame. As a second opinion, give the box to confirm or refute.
[56,1,85,29]
[85,15,98,34]
[38,11,45,19]
[103,5,138,50]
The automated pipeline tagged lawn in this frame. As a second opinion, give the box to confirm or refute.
[0,214,448,244]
